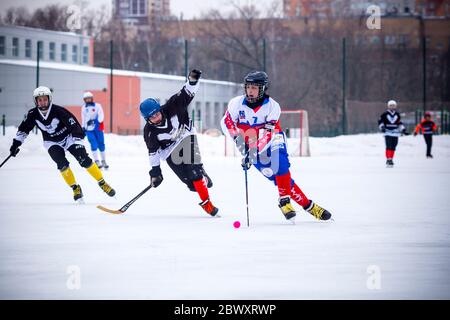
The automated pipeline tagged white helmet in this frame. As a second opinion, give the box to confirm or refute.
[83,91,94,99]
[387,100,397,108]
[33,86,52,109]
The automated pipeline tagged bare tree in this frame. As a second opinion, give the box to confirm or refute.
[1,4,71,31]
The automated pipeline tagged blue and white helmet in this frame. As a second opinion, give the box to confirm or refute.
[140,98,161,120]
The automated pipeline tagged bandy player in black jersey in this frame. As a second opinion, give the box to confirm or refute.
[378,100,408,168]
[140,69,218,217]
[9,86,116,202]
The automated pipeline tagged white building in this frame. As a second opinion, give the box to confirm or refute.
[0,59,239,133]
[0,25,93,66]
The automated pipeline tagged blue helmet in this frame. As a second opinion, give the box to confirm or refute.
[139,98,160,119]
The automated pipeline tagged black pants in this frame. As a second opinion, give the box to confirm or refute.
[48,143,93,171]
[424,134,433,156]
[166,135,206,192]
[385,136,399,150]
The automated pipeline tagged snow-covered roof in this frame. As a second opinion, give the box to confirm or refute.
[0,59,239,87]
[0,24,91,40]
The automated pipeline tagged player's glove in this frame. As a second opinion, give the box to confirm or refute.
[87,120,95,127]
[9,139,21,157]
[413,132,417,137]
[241,147,257,170]
[380,127,386,133]
[234,135,248,156]
[188,69,202,85]
[402,129,410,136]
[149,166,163,188]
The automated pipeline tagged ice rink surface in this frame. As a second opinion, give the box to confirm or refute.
[0,128,449,299]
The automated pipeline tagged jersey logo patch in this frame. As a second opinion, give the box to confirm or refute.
[239,111,246,120]
[35,118,60,134]
[387,114,398,124]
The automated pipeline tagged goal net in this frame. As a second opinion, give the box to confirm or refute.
[224,109,311,157]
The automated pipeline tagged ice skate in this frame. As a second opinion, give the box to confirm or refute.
[199,198,219,217]
[72,184,84,203]
[98,179,116,197]
[304,200,332,221]
[278,196,296,223]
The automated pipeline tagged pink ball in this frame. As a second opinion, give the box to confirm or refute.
[233,221,241,229]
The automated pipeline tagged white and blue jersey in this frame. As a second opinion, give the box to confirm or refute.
[221,94,291,182]
[81,102,104,132]
[81,102,105,152]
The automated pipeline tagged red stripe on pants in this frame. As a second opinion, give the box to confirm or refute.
[290,182,310,208]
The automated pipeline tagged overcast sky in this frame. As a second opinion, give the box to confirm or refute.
[0,0,278,19]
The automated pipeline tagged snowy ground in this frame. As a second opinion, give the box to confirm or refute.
[0,127,449,299]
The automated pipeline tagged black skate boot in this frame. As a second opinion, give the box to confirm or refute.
[386,159,394,168]
[199,198,219,217]
[98,179,116,197]
[95,160,103,169]
[72,184,84,202]
[101,160,109,169]
[278,196,296,222]
[304,200,332,221]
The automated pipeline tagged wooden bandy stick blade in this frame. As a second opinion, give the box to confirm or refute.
[96,205,124,214]
[96,185,152,215]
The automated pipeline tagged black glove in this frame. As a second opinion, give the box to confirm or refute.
[241,147,257,170]
[87,120,95,127]
[402,129,410,136]
[149,166,163,188]
[188,69,202,85]
[234,135,248,156]
[10,139,21,157]
[381,127,386,133]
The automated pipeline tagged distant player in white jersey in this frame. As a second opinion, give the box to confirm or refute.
[221,71,332,223]
[81,92,109,169]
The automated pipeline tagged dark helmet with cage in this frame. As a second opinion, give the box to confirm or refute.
[244,71,269,104]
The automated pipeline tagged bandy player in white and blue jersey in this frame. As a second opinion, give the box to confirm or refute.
[221,71,332,223]
[81,92,109,169]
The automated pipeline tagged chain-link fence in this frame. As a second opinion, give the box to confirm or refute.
[1,17,449,137]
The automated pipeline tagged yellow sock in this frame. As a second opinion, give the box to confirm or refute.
[60,167,76,187]
[86,162,103,181]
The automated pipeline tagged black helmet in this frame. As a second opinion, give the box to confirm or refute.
[244,71,269,103]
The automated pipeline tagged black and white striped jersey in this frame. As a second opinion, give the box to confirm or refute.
[143,82,199,167]
[15,104,85,144]
[378,110,405,137]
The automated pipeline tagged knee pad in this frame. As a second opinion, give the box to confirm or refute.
[188,165,204,182]
[56,159,70,171]
[78,156,93,168]
[187,182,196,192]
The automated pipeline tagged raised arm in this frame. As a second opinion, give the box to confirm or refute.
[164,69,202,113]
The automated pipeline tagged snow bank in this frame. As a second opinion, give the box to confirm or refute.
[2,126,450,159]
